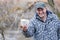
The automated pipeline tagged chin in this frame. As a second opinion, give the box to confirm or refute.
[38,13,44,17]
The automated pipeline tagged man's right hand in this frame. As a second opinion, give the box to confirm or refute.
[20,25,28,32]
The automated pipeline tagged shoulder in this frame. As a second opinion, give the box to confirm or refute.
[51,13,59,20]
[29,17,36,24]
[29,15,38,25]
[47,11,59,20]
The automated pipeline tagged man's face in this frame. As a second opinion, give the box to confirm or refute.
[36,8,46,17]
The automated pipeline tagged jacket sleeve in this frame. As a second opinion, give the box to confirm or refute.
[57,20,60,40]
[54,14,60,40]
[52,13,60,40]
[53,14,60,40]
[22,19,35,38]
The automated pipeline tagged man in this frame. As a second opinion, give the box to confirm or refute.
[21,2,60,40]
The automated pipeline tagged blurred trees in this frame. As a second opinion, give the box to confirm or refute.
[0,0,60,40]
[48,0,60,18]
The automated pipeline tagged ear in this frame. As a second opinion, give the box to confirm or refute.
[43,8,47,13]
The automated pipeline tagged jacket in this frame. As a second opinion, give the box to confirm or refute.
[23,11,60,40]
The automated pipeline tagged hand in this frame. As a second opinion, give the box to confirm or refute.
[20,25,28,32]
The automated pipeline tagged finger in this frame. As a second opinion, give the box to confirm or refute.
[20,26,23,28]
